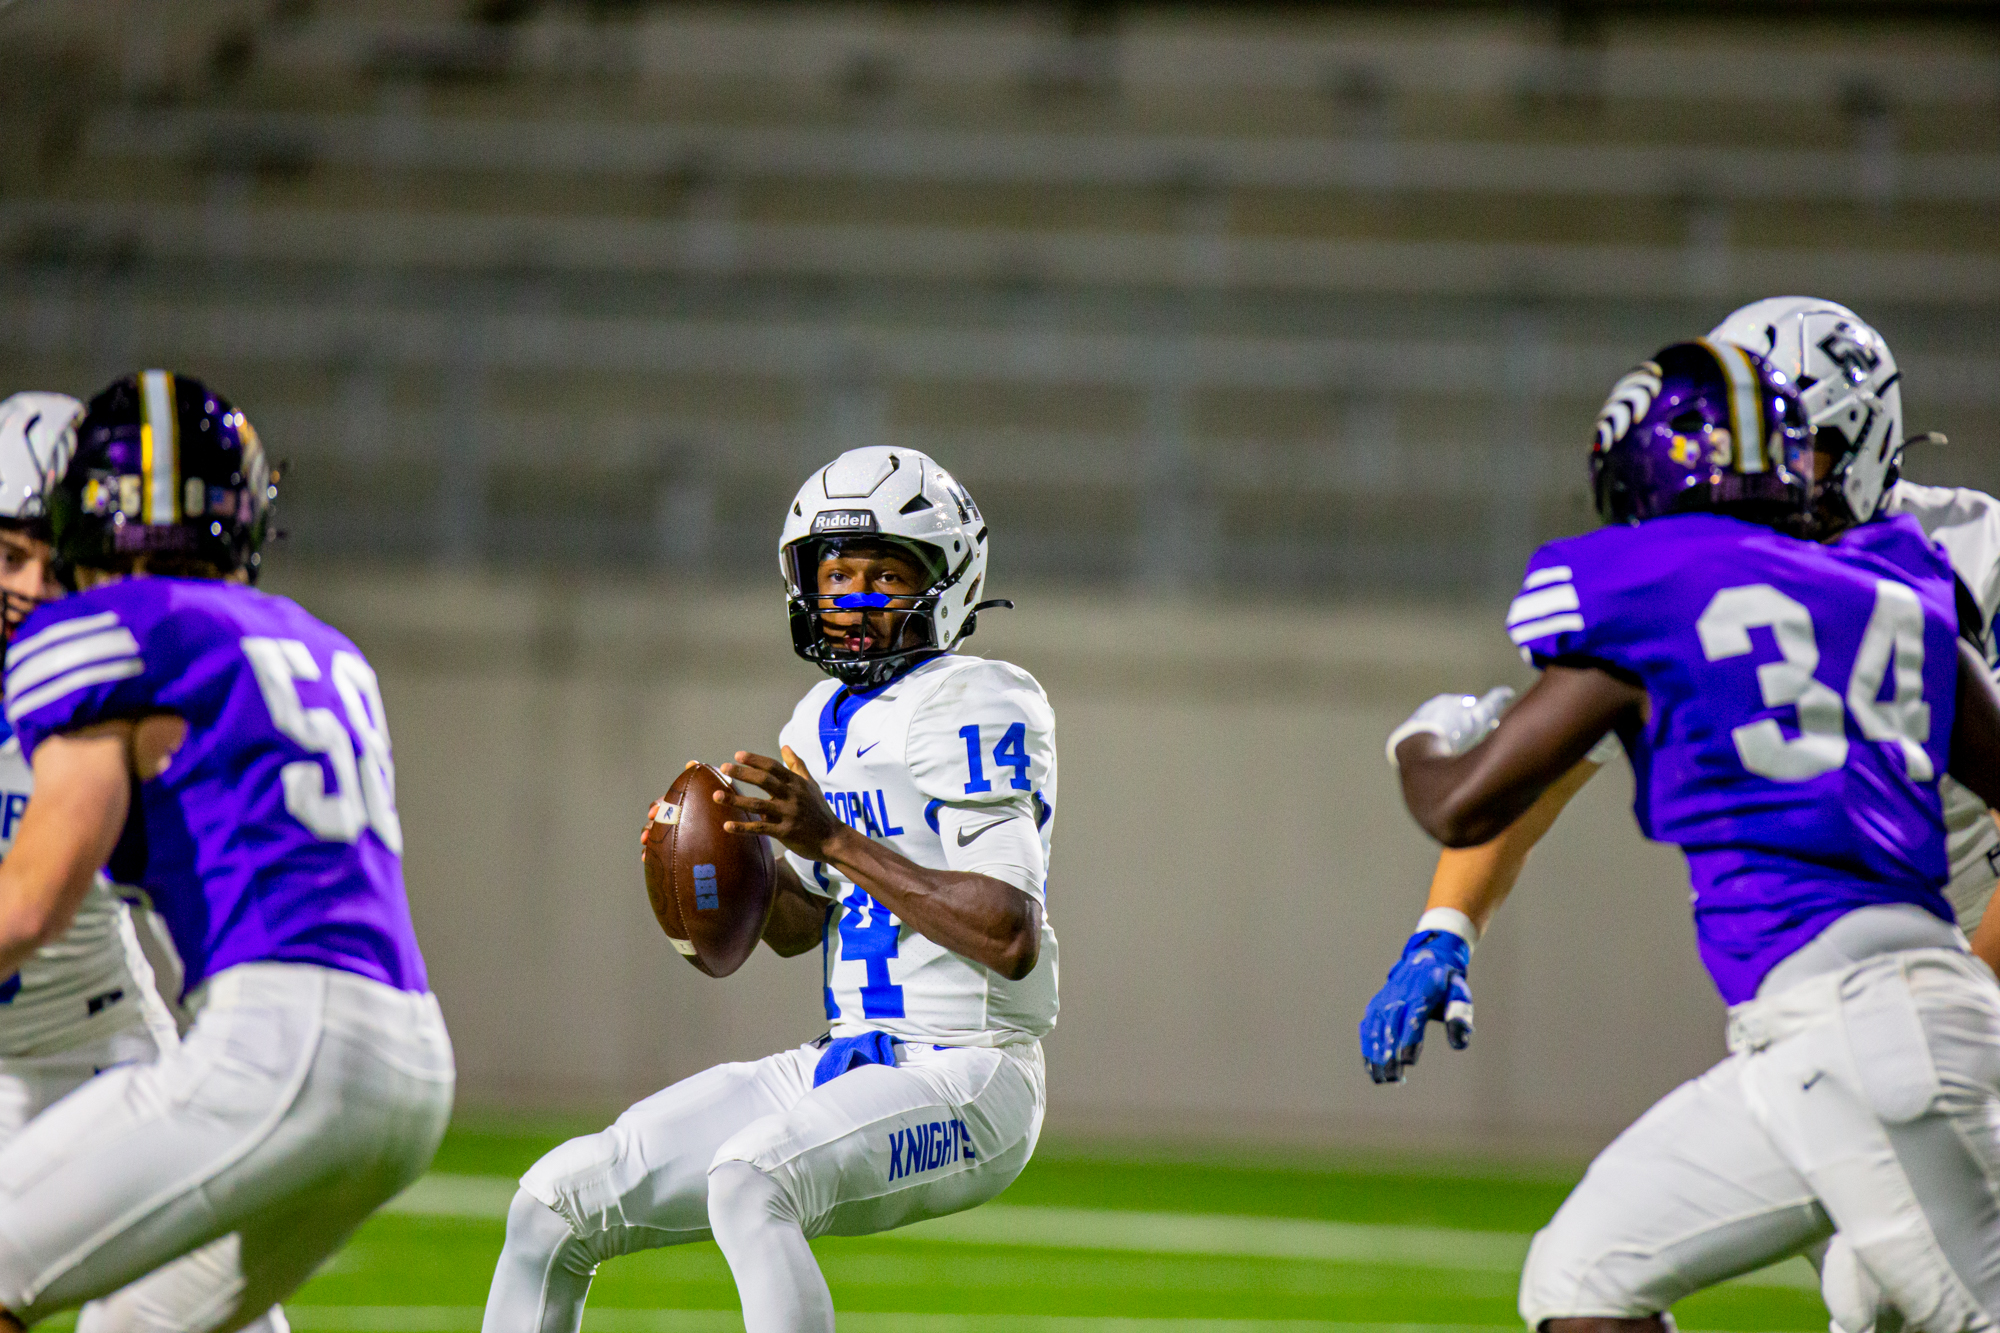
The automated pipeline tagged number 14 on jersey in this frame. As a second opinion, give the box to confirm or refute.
[960,722,1032,795]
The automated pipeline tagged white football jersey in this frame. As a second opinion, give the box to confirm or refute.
[776,654,1058,1047]
[0,733,169,1058]
[1887,481,2000,930]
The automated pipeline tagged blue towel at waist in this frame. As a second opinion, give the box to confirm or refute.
[813,1031,901,1087]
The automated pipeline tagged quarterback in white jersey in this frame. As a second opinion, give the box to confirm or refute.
[777,650,1057,1045]
[0,741,173,1125]
[485,447,1057,1333]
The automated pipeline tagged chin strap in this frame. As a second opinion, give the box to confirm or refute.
[959,598,1015,644]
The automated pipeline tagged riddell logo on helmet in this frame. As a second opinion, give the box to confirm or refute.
[812,510,879,534]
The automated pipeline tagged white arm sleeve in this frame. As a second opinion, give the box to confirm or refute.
[930,801,1046,899]
[907,663,1056,901]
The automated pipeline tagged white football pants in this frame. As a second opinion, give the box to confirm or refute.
[0,1025,159,1145]
[1520,945,2000,1333]
[0,962,455,1331]
[0,1026,287,1333]
[482,1037,1046,1333]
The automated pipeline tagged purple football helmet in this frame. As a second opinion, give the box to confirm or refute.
[53,371,275,582]
[1590,339,1814,530]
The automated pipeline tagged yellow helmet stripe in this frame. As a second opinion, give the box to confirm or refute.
[139,370,180,524]
[1698,338,1766,474]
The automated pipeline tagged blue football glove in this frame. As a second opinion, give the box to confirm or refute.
[1359,929,1474,1084]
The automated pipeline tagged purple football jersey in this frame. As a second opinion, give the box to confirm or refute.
[1509,512,1959,1003]
[5,578,426,994]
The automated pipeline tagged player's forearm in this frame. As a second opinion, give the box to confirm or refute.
[1426,760,1599,931]
[1400,665,1641,848]
[762,860,829,958]
[1399,742,1552,849]
[0,893,59,979]
[820,825,1041,979]
[0,731,131,976]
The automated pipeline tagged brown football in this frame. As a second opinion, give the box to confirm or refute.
[641,763,776,977]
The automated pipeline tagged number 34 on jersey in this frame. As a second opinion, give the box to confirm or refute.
[1698,579,1934,783]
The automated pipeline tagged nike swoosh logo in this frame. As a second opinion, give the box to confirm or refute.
[1802,1071,1825,1092]
[956,817,1011,847]
[856,742,879,758]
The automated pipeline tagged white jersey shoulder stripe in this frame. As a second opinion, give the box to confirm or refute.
[6,611,122,670]
[1524,566,1573,590]
[7,657,145,724]
[6,627,142,698]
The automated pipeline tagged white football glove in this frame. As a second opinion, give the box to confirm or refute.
[1385,688,1516,767]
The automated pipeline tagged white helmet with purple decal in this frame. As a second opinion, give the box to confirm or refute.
[0,392,81,524]
[1709,296,1904,525]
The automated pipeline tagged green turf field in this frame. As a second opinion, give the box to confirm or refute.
[48,1123,1833,1332]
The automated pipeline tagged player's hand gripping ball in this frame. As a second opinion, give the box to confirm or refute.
[641,763,776,977]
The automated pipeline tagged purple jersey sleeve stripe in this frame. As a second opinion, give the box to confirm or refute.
[1509,613,1585,644]
[4,610,122,670]
[7,657,145,724]
[1506,583,1580,626]
[6,627,142,698]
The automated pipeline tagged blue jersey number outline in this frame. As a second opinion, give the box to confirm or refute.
[838,883,906,1019]
[960,721,1034,794]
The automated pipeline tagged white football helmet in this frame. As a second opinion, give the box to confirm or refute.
[0,391,81,523]
[1709,296,1903,523]
[780,447,1002,687]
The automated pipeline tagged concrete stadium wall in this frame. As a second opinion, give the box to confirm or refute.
[270,567,1723,1161]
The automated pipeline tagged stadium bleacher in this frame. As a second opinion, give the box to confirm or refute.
[2,1,1995,592]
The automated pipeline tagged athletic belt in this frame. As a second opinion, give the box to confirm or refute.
[1758,903,1967,1000]
[1727,904,1973,1056]
[813,1030,901,1087]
